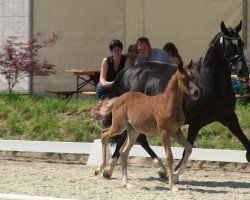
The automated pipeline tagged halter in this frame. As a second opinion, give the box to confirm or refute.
[219,34,244,72]
[178,75,190,95]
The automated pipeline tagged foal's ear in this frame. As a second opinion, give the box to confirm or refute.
[177,61,184,71]
[221,21,230,35]
[187,60,193,70]
[235,20,242,33]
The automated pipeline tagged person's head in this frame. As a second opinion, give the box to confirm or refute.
[109,39,123,56]
[136,37,151,59]
[163,42,179,57]
[126,44,138,59]
[128,44,137,53]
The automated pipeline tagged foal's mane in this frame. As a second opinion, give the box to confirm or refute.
[163,70,180,94]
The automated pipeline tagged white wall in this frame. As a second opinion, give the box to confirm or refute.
[0,0,29,93]
[32,0,245,95]
[0,0,248,94]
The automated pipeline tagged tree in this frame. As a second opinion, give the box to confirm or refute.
[0,33,60,94]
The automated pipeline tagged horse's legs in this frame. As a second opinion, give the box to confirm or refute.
[105,132,167,179]
[175,124,200,172]
[161,131,178,192]
[103,131,127,178]
[172,129,192,183]
[220,113,250,162]
[136,134,167,179]
[136,134,157,158]
[111,133,159,159]
[120,124,139,185]
[94,127,111,176]
[112,131,127,159]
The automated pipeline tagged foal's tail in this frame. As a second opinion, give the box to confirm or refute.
[100,97,118,116]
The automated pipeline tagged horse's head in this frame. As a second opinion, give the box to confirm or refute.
[220,20,249,78]
[178,60,200,100]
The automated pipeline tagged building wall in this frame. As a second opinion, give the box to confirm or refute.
[0,0,247,94]
[32,0,245,95]
[0,0,29,93]
[32,0,126,93]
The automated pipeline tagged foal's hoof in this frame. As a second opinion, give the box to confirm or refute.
[94,165,105,176]
[158,170,168,180]
[94,168,102,176]
[246,151,250,163]
[173,174,180,183]
[103,169,112,179]
[94,170,99,176]
[171,185,179,193]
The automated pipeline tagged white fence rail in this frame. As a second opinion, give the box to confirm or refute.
[0,193,76,200]
[0,139,248,166]
[0,140,92,154]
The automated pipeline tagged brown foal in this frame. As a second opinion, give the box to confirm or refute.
[94,61,200,192]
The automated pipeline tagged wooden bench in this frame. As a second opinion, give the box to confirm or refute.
[82,91,96,96]
[46,89,96,99]
[235,94,250,99]
[231,74,250,100]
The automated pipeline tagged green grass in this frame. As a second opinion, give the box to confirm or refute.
[0,93,101,142]
[147,103,250,150]
[0,93,249,150]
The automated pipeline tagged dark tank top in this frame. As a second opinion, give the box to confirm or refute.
[106,55,127,82]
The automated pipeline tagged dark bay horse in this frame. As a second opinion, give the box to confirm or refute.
[103,21,250,180]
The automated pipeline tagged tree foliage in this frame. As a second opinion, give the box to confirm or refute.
[0,33,60,93]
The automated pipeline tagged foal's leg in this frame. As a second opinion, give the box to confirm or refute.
[103,131,127,178]
[172,129,192,183]
[104,132,167,179]
[94,125,126,176]
[94,127,111,175]
[175,124,199,172]
[120,124,139,185]
[161,131,178,192]
[136,134,167,179]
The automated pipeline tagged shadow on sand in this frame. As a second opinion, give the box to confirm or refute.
[139,176,250,194]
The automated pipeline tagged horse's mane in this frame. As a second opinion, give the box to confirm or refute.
[209,32,222,46]
[209,27,239,47]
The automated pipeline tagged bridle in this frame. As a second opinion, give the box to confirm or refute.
[219,34,245,72]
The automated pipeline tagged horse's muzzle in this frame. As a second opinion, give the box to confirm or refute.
[235,59,249,78]
[190,87,200,100]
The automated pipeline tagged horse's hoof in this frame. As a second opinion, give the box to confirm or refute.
[94,170,99,176]
[122,180,128,187]
[126,183,135,189]
[103,169,111,179]
[173,174,179,183]
[158,170,168,179]
[246,151,250,163]
[171,185,179,192]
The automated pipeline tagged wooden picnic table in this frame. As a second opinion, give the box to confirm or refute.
[64,69,100,98]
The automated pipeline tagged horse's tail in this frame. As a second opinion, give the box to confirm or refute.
[100,97,118,115]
